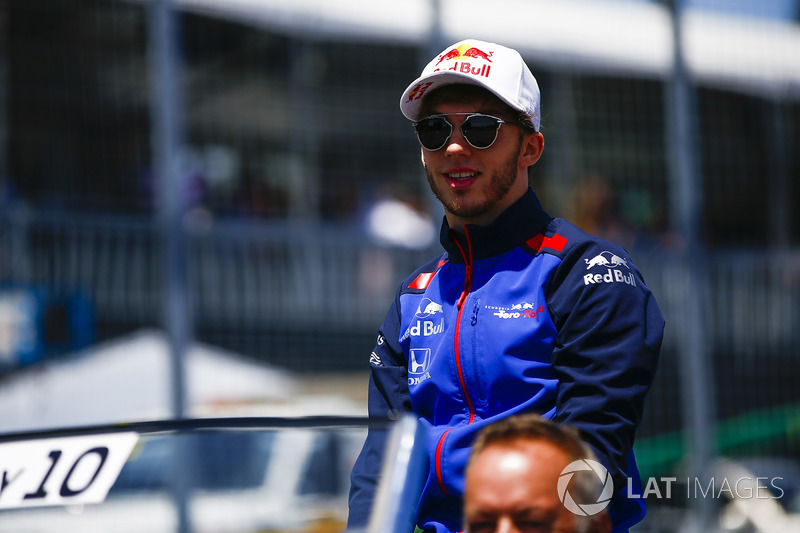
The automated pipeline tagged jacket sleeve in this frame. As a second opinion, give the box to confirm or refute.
[347,288,411,529]
[545,239,664,508]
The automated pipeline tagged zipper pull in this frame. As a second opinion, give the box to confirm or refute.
[456,291,466,309]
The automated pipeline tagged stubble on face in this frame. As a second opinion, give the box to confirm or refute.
[425,141,521,221]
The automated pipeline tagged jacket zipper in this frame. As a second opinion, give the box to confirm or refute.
[434,228,476,496]
[452,228,476,423]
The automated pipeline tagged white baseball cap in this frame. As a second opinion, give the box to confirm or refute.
[399,39,541,131]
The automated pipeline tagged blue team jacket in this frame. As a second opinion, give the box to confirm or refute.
[349,189,664,532]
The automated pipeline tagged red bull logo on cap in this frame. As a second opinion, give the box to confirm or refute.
[435,44,494,66]
[404,43,496,105]
[432,43,493,79]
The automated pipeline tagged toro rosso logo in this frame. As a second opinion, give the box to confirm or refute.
[488,302,545,320]
[583,251,636,287]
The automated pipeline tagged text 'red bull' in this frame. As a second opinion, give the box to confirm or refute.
[433,46,494,78]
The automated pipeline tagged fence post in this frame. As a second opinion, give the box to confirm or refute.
[149,1,191,533]
[666,1,716,531]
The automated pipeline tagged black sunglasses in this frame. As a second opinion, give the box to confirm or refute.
[413,113,528,151]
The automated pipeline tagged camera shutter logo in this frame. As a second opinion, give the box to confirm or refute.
[557,459,614,516]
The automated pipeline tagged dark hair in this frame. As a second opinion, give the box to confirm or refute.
[469,413,594,465]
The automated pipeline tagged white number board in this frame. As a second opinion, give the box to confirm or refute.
[0,432,139,509]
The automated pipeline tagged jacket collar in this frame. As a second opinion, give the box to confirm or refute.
[440,188,552,264]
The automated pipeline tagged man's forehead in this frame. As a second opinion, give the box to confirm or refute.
[469,440,569,484]
[465,443,571,527]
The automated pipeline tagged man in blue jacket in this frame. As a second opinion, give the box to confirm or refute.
[348,38,664,533]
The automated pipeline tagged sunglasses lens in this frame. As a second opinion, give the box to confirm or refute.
[415,114,506,150]
[462,115,502,148]
[415,117,451,150]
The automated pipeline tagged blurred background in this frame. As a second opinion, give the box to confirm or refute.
[0,0,798,531]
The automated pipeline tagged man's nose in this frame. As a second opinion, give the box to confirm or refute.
[445,125,472,156]
[494,517,518,533]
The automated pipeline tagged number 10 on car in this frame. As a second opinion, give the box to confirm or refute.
[0,432,139,509]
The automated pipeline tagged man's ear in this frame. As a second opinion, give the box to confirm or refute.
[520,132,544,168]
